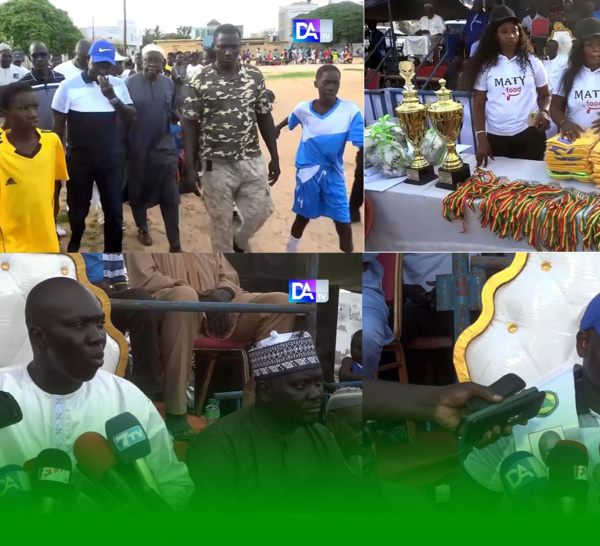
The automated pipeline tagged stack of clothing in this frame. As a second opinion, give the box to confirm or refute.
[591,141,600,188]
[546,132,599,182]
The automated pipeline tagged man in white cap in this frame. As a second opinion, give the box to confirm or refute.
[326,387,363,476]
[113,51,127,77]
[0,43,27,86]
[418,3,446,37]
[124,43,181,251]
[185,331,353,510]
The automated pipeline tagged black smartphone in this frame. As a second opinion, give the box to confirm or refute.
[466,373,526,414]
[461,388,546,450]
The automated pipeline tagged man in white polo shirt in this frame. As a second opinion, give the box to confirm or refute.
[52,40,136,253]
[54,40,92,81]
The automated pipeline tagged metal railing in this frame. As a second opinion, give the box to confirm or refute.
[365,28,398,89]
[111,254,320,337]
[109,300,312,315]
[212,381,363,412]
[416,31,450,90]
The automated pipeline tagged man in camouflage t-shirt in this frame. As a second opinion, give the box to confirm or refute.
[181,23,280,252]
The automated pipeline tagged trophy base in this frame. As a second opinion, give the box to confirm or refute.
[435,164,472,191]
[405,165,437,186]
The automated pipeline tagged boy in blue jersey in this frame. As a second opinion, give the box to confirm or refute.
[275,65,363,253]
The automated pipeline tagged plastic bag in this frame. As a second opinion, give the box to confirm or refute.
[365,128,376,167]
[376,140,410,178]
[422,128,447,166]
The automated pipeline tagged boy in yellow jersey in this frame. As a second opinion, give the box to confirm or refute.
[0,81,68,252]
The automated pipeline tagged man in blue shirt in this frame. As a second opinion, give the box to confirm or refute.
[362,254,393,379]
[463,0,488,58]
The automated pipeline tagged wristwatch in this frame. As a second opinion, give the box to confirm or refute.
[109,97,119,107]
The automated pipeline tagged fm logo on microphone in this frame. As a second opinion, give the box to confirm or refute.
[574,465,588,480]
[293,20,333,43]
[113,425,147,451]
[289,280,329,303]
[37,467,70,484]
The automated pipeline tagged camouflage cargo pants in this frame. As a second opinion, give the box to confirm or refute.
[201,155,274,252]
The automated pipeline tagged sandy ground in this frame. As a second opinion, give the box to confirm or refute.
[58,62,364,253]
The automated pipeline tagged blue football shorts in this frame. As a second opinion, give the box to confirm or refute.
[292,165,350,223]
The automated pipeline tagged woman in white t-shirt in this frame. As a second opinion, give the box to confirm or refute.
[550,18,600,141]
[462,6,551,168]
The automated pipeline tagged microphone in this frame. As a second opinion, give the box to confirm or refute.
[73,431,146,511]
[32,449,72,515]
[547,440,589,517]
[0,391,22,430]
[105,412,163,499]
[0,464,32,513]
[23,458,36,474]
[500,451,548,513]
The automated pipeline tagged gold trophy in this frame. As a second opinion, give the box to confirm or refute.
[395,61,436,185]
[427,78,471,191]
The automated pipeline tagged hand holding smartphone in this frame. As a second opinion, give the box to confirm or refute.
[459,374,545,451]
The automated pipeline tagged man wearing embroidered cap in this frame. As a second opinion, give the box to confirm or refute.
[124,43,181,251]
[186,330,353,510]
[462,292,600,501]
[52,39,137,253]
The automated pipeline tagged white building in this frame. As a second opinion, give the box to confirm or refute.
[278,2,320,42]
[192,20,244,40]
[78,20,142,55]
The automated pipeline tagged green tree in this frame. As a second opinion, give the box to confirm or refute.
[293,1,363,43]
[176,26,192,38]
[143,25,164,46]
[0,0,82,54]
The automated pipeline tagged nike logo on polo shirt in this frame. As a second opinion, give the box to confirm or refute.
[5,177,16,186]
[99,48,112,52]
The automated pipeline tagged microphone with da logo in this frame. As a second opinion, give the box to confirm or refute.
[0,464,32,513]
[500,451,548,512]
[105,412,163,500]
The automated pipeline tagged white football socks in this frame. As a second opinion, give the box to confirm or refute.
[286,235,301,253]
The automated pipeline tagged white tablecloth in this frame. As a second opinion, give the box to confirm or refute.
[366,154,598,252]
[404,35,434,57]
